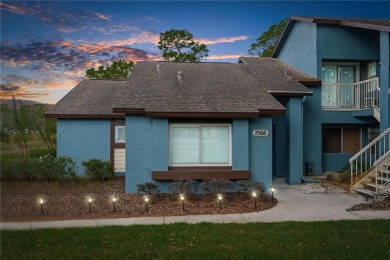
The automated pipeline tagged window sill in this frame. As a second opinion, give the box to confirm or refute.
[152,169,250,180]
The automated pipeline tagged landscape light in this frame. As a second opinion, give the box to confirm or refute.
[252,191,258,210]
[270,186,275,202]
[179,193,185,211]
[217,193,223,210]
[87,197,92,213]
[143,195,150,212]
[39,198,44,214]
[112,196,116,212]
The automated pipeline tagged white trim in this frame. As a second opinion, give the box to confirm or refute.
[169,123,232,166]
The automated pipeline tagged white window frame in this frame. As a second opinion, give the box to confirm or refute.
[115,126,126,143]
[169,123,232,166]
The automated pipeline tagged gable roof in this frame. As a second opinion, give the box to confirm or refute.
[47,57,318,119]
[46,80,127,118]
[273,16,390,57]
[112,58,315,118]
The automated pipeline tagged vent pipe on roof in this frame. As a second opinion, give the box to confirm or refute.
[177,71,181,80]
[157,64,160,71]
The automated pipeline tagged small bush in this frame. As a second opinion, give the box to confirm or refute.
[136,182,161,195]
[168,178,198,195]
[82,158,114,182]
[324,172,335,182]
[237,180,266,194]
[201,179,233,194]
[339,172,350,184]
[0,163,20,181]
[30,148,56,159]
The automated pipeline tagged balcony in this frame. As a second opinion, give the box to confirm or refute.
[321,77,379,112]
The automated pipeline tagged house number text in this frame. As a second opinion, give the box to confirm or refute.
[253,130,268,137]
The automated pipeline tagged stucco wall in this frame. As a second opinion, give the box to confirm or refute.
[125,116,169,193]
[380,31,390,131]
[277,22,380,174]
[249,117,273,193]
[232,119,249,170]
[57,119,111,175]
[277,21,317,76]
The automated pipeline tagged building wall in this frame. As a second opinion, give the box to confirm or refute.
[277,22,380,174]
[249,116,273,192]
[277,21,317,76]
[380,31,390,131]
[125,116,169,193]
[57,119,111,175]
[124,116,273,193]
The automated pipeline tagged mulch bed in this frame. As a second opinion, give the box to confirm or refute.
[0,177,277,222]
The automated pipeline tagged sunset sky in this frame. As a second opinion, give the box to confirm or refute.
[1,1,389,104]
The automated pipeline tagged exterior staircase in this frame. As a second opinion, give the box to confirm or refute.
[350,128,390,199]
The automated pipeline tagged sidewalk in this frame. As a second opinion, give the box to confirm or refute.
[1,180,389,230]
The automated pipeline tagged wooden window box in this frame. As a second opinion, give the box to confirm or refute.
[152,168,251,180]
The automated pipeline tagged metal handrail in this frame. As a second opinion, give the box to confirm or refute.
[350,127,390,185]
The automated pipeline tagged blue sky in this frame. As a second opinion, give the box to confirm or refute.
[1,1,390,104]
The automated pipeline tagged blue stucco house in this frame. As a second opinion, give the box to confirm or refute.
[272,17,390,196]
[47,17,390,196]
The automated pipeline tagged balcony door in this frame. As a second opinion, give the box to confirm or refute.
[322,63,357,109]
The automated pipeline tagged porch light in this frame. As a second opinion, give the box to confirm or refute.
[179,193,185,211]
[217,193,223,210]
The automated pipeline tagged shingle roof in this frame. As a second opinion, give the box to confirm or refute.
[47,57,317,118]
[46,80,127,118]
[113,57,315,117]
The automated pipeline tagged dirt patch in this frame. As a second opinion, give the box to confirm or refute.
[0,177,277,222]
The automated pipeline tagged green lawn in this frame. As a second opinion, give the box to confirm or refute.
[1,220,389,259]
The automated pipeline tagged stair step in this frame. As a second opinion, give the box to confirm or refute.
[377,176,390,182]
[353,188,376,197]
[365,183,379,189]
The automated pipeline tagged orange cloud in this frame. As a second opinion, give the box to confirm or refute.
[0,84,51,99]
[0,2,27,14]
[197,36,251,45]
[206,54,242,60]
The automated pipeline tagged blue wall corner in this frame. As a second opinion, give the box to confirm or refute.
[380,31,390,131]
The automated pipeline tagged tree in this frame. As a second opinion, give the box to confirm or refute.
[31,104,56,150]
[158,29,209,62]
[248,18,288,57]
[85,59,135,80]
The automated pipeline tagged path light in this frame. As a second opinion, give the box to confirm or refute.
[87,197,92,213]
[39,198,44,214]
[143,195,150,213]
[112,196,117,212]
[251,191,258,210]
[270,186,276,202]
[217,193,223,210]
[179,193,185,211]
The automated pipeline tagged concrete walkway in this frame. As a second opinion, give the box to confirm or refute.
[1,179,389,230]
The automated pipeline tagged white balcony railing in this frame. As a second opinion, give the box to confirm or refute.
[321,77,379,110]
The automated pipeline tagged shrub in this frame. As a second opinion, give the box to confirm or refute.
[237,180,266,194]
[201,179,233,194]
[0,163,19,181]
[30,148,56,159]
[339,172,350,184]
[82,158,114,182]
[168,178,198,195]
[136,182,161,195]
[324,172,335,182]
[32,155,77,182]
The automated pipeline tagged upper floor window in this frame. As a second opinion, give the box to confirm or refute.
[321,62,359,110]
[169,124,231,166]
[115,126,126,143]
